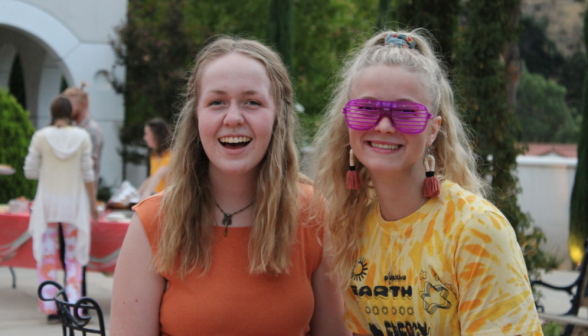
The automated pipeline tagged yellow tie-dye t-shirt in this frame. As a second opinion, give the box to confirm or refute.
[343,180,542,336]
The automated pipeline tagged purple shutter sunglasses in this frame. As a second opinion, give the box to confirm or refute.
[343,99,433,134]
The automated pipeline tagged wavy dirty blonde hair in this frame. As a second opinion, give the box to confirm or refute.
[157,37,300,277]
[312,29,487,286]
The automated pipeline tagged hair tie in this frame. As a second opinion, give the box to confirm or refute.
[384,33,416,49]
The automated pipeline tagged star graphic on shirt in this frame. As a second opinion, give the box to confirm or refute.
[420,270,427,280]
[419,281,452,315]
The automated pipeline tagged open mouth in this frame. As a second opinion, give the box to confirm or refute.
[219,136,253,149]
[369,142,401,150]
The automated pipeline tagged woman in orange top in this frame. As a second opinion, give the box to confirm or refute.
[110,37,349,336]
[138,118,172,200]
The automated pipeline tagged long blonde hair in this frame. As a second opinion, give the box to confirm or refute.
[312,29,487,286]
[158,37,300,277]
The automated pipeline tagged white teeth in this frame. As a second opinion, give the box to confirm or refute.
[370,142,400,150]
[219,136,252,144]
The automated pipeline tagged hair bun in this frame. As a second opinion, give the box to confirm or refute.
[384,33,416,49]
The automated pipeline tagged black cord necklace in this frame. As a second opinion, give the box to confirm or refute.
[215,201,254,236]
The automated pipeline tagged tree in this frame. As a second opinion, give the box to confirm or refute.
[110,0,197,176]
[517,64,579,143]
[504,3,522,110]
[377,0,391,31]
[0,88,36,203]
[569,8,588,265]
[395,0,460,67]
[519,16,564,79]
[457,0,552,272]
[561,51,588,112]
[267,0,294,71]
[293,0,377,117]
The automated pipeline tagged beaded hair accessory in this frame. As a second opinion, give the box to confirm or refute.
[384,33,416,49]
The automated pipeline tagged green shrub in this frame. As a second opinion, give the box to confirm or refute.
[517,64,580,143]
[561,51,588,112]
[519,16,564,79]
[541,321,562,336]
[0,88,36,203]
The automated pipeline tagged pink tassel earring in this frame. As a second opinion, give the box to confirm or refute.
[423,152,440,197]
[346,149,359,190]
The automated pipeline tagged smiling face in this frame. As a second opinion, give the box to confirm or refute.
[348,65,441,178]
[196,52,276,178]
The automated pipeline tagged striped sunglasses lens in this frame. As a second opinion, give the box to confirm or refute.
[343,99,432,134]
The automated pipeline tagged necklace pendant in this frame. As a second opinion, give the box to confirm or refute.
[222,214,232,227]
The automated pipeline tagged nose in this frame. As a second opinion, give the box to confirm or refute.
[373,114,397,134]
[223,103,245,127]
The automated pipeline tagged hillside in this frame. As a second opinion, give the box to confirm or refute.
[522,0,586,57]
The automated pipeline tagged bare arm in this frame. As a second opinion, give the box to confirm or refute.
[140,166,168,201]
[110,214,166,336]
[137,177,150,195]
[309,234,352,336]
[84,181,99,221]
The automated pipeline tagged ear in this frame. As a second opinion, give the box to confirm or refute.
[428,116,442,146]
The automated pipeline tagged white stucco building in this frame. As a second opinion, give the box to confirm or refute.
[517,144,578,269]
[0,0,127,187]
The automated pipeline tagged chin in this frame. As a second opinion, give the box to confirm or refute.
[362,161,404,175]
[215,162,259,176]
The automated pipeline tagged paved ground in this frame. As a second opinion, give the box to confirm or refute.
[0,267,586,335]
[0,267,113,336]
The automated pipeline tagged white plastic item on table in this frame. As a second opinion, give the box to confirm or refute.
[108,181,140,207]
[8,199,29,213]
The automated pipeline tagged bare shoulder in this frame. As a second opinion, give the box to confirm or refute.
[110,214,165,336]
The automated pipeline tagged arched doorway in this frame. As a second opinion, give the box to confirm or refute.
[0,24,72,126]
[0,0,126,186]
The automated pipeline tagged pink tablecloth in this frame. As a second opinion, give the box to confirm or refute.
[0,212,130,273]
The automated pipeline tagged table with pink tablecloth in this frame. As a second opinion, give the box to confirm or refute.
[0,212,129,273]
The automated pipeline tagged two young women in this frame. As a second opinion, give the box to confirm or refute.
[111,30,542,336]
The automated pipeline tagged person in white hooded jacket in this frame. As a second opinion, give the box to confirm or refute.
[24,95,99,322]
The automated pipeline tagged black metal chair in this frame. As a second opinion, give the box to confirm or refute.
[37,280,106,336]
[531,238,588,336]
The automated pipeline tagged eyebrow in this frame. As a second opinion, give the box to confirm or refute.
[207,90,261,95]
[360,96,416,102]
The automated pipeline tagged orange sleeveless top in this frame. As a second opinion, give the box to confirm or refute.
[133,184,323,336]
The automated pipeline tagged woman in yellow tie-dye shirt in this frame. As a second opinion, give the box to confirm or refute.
[312,29,543,336]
